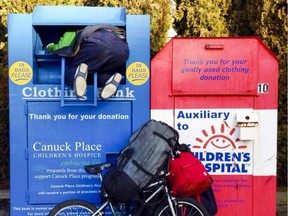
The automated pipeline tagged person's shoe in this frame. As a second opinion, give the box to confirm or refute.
[74,63,88,98]
[101,73,122,100]
[46,43,55,53]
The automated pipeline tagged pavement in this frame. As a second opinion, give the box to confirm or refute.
[0,190,287,215]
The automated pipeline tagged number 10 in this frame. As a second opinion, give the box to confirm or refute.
[258,83,269,93]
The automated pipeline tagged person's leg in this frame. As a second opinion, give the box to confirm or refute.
[85,29,129,86]
[100,72,123,100]
[89,30,129,99]
[65,42,109,97]
[73,63,88,98]
[65,30,129,98]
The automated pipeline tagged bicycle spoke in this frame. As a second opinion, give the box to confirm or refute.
[154,198,209,216]
[176,202,206,216]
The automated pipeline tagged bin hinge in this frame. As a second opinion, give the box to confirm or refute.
[24,104,28,116]
[26,190,30,202]
[25,148,29,160]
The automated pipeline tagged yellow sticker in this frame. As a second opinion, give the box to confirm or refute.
[126,62,149,85]
[9,61,33,85]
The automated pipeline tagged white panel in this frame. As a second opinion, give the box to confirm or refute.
[152,108,278,176]
[150,109,174,126]
[253,110,278,176]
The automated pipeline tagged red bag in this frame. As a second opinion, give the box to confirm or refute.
[168,151,212,197]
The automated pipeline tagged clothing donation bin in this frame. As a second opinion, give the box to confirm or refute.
[151,37,278,216]
[8,6,150,215]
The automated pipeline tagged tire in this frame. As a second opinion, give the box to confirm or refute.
[48,199,98,216]
[154,197,210,216]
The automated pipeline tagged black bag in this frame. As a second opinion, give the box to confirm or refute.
[198,186,218,216]
[103,119,179,203]
[102,166,140,203]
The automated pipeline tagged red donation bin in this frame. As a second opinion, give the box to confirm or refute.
[151,37,278,216]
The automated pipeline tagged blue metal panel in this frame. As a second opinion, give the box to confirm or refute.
[126,15,151,131]
[8,13,34,214]
[32,5,126,26]
[8,6,150,215]
[27,101,132,204]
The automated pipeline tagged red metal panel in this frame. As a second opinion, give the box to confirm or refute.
[211,175,276,216]
[253,42,279,109]
[174,96,254,109]
[211,175,253,215]
[151,37,278,110]
[252,176,276,215]
[151,40,174,109]
[172,38,259,95]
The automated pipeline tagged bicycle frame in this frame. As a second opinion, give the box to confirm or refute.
[92,167,178,216]
[49,151,209,216]
[142,172,177,216]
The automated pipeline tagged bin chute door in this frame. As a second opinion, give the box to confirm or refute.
[172,38,258,95]
[27,101,132,204]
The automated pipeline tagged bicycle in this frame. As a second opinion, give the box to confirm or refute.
[48,159,209,216]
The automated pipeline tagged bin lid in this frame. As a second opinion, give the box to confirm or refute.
[169,37,275,96]
[32,5,126,26]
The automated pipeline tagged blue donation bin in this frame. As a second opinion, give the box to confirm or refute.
[8,6,150,215]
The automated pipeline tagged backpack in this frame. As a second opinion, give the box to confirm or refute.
[167,150,212,197]
[103,119,179,204]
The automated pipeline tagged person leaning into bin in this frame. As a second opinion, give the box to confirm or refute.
[46,24,129,99]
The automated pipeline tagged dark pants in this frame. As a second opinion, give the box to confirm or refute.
[65,29,129,87]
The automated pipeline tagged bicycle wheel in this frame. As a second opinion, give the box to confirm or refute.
[154,197,209,216]
[48,199,98,216]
